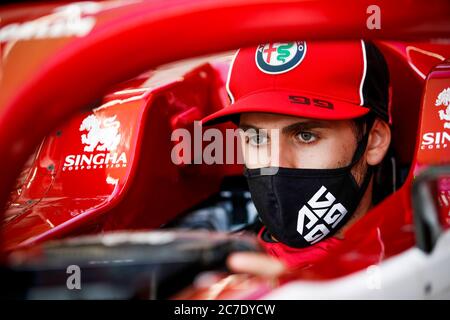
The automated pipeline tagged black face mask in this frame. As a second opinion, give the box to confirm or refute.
[244,134,373,248]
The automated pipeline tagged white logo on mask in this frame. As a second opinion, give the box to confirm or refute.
[297,186,348,244]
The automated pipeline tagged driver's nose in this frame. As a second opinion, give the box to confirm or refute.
[268,138,299,168]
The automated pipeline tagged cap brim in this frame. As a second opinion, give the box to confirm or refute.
[202,91,370,126]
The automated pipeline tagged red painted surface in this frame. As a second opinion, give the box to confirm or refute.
[415,61,450,230]
[2,60,240,250]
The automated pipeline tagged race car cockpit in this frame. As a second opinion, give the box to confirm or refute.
[0,0,449,300]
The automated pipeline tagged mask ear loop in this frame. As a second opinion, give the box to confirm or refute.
[350,114,376,198]
[349,113,376,165]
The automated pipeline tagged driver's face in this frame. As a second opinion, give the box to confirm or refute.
[239,112,359,170]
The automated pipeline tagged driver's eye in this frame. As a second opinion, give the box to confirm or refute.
[296,131,316,143]
[246,134,269,146]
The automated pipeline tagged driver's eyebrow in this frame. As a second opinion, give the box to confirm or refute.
[239,121,330,134]
[238,124,262,132]
[281,120,330,135]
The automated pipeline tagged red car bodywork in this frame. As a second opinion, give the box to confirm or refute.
[0,0,449,299]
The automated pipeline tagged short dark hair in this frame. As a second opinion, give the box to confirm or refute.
[352,112,377,141]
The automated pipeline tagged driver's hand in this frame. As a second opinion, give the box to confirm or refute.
[226,252,287,278]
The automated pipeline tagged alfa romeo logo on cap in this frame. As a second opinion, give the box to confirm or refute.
[255,41,307,74]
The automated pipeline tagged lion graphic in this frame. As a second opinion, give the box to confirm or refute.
[436,87,450,129]
[79,114,121,152]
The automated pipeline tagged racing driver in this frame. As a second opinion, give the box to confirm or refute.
[202,40,392,277]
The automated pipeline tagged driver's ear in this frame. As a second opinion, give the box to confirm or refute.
[366,118,391,166]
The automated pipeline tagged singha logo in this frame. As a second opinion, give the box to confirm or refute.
[79,114,121,152]
[436,87,450,129]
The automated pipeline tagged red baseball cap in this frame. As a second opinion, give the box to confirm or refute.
[202,40,390,125]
